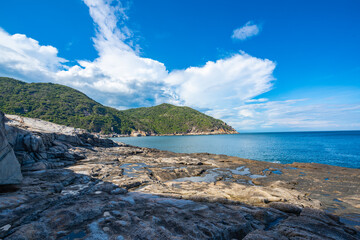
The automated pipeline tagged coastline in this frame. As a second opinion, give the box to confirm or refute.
[5,114,239,139]
[1,113,359,238]
[100,130,239,138]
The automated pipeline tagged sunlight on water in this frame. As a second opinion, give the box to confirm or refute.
[113,131,360,169]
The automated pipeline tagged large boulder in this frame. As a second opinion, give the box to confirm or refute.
[0,111,22,185]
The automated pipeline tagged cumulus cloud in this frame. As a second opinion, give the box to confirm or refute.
[0,28,66,80]
[165,52,275,109]
[232,21,260,40]
[57,0,168,101]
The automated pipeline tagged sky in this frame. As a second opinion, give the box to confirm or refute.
[0,0,359,132]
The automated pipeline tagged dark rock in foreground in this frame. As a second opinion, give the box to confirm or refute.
[0,112,22,185]
[0,113,359,239]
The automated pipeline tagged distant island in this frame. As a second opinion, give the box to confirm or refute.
[0,77,238,136]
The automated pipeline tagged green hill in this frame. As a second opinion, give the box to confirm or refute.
[123,104,236,134]
[0,77,237,135]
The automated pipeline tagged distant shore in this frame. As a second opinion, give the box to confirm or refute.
[99,130,239,138]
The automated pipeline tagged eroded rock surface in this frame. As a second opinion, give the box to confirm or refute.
[0,113,359,239]
[0,112,22,185]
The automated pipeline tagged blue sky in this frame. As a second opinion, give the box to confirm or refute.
[0,0,359,132]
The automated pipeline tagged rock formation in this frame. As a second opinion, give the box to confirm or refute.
[0,112,22,185]
[4,114,117,172]
[0,112,359,239]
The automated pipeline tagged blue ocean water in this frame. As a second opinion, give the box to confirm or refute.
[112,131,360,169]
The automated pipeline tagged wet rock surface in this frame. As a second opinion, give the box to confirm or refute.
[0,113,359,239]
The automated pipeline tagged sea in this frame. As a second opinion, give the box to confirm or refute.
[112,131,360,169]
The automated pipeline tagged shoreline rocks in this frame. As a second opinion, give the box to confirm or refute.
[0,112,22,185]
[3,114,118,173]
[0,112,359,239]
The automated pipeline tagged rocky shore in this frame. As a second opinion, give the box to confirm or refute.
[0,113,359,239]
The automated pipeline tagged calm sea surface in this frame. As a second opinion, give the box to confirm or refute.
[112,131,360,169]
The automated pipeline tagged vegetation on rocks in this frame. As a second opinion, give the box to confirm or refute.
[0,77,237,134]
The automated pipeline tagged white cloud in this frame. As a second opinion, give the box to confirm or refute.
[239,109,255,118]
[232,21,260,40]
[0,28,66,80]
[57,0,168,99]
[245,98,268,103]
[165,52,275,109]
